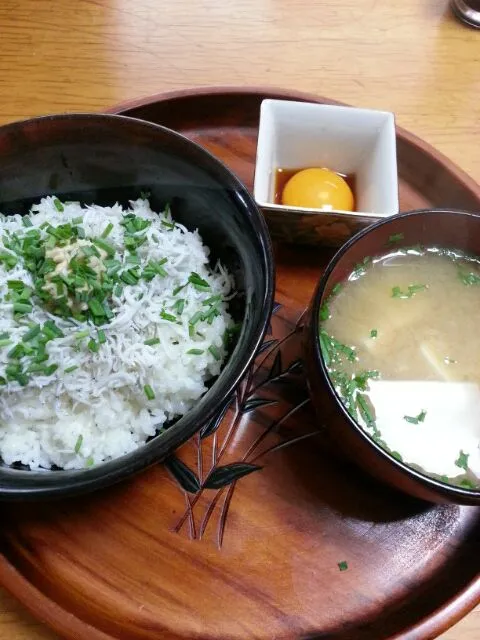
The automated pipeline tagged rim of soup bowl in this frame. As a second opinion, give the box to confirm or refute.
[311,207,480,503]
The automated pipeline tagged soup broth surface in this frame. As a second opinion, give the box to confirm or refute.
[320,248,480,489]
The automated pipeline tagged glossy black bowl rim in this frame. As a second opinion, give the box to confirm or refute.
[311,208,480,503]
[0,112,275,499]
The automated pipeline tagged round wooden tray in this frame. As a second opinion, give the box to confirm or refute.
[1,87,479,640]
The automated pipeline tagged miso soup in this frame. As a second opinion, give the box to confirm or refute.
[320,246,480,490]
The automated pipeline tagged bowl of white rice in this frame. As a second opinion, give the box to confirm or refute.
[0,113,274,499]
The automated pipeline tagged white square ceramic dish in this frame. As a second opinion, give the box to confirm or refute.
[253,99,399,246]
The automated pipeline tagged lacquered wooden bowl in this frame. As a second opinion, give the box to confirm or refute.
[0,113,274,500]
[304,208,480,505]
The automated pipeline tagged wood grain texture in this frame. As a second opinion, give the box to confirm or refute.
[0,89,479,640]
[0,0,478,638]
[0,277,478,640]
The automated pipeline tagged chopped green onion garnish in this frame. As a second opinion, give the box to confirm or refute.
[43,320,64,338]
[105,259,122,276]
[144,338,160,346]
[189,310,203,326]
[13,302,32,315]
[88,298,106,318]
[0,252,18,269]
[319,303,329,321]
[9,372,29,386]
[392,284,427,299]
[120,270,139,285]
[8,278,26,289]
[0,332,9,340]
[92,238,116,257]
[357,393,374,426]
[26,363,48,374]
[338,561,348,572]
[5,363,22,377]
[353,370,379,391]
[126,253,141,266]
[370,329,378,338]
[208,345,221,360]
[173,298,185,315]
[202,295,222,306]
[188,272,210,290]
[0,338,12,348]
[65,365,78,373]
[187,348,204,355]
[75,329,90,340]
[81,245,100,258]
[408,283,427,295]
[102,302,114,320]
[44,364,59,376]
[53,198,64,212]
[160,310,176,322]
[403,410,427,424]
[22,216,33,227]
[202,305,220,324]
[86,456,94,467]
[45,235,57,249]
[22,325,41,342]
[173,283,187,296]
[88,338,99,352]
[455,450,469,471]
[97,329,106,344]
[458,269,480,286]
[101,222,114,238]
[42,326,58,341]
[388,232,404,244]
[353,257,371,277]
[74,434,83,453]
[144,384,155,400]
[114,284,123,297]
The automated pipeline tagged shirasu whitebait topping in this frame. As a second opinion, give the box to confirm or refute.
[0,197,236,470]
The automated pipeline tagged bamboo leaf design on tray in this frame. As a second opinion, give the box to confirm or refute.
[243,397,277,413]
[271,358,304,384]
[199,395,232,440]
[285,359,303,376]
[266,301,282,335]
[257,338,278,355]
[268,350,282,380]
[203,462,262,489]
[164,455,201,494]
[168,301,314,544]
[272,301,282,316]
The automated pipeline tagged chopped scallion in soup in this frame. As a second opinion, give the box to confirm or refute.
[320,246,480,490]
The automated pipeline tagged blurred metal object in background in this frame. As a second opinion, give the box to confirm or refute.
[451,0,480,28]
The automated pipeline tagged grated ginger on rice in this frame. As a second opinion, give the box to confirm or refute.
[0,197,235,470]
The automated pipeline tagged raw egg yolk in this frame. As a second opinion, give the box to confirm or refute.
[281,168,354,212]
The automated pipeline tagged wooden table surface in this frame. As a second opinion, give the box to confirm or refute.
[0,0,478,638]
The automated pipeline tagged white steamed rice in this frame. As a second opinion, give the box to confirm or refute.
[0,197,234,470]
